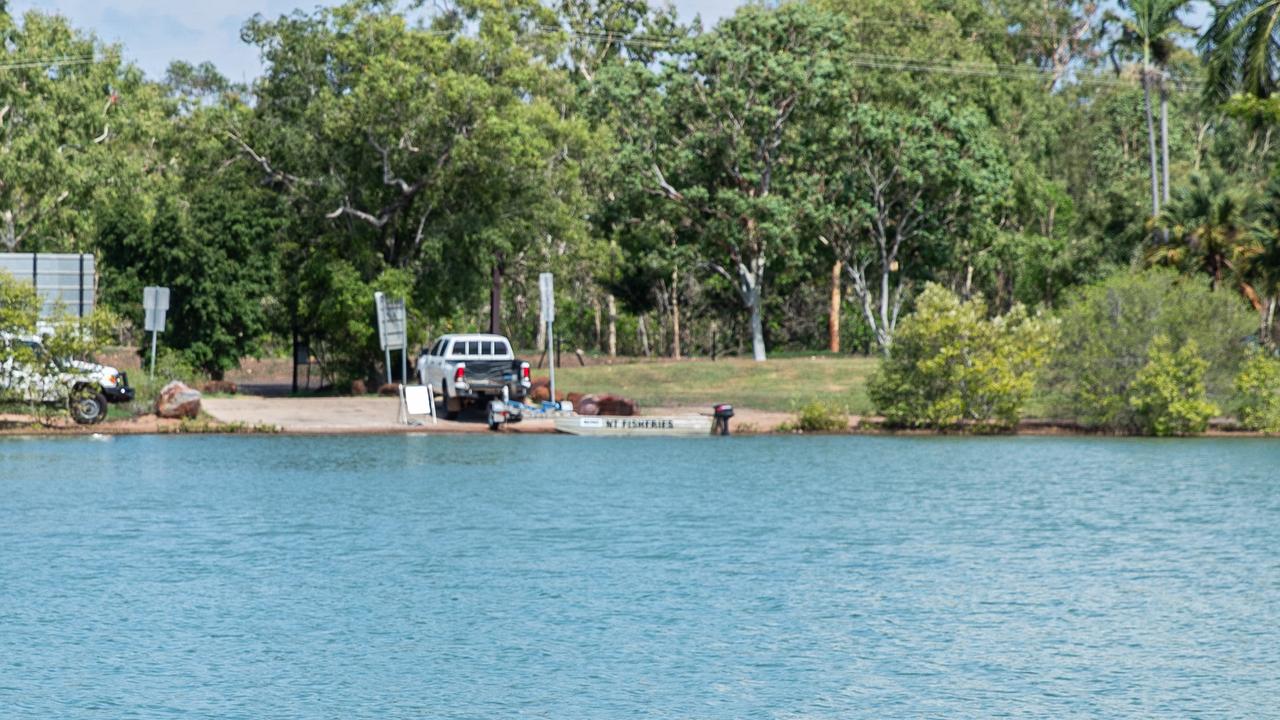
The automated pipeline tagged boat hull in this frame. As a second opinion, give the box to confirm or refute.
[553,415,713,437]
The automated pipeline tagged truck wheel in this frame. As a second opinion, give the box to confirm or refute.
[70,392,108,425]
[443,382,461,420]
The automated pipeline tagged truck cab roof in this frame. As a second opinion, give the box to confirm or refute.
[423,334,516,360]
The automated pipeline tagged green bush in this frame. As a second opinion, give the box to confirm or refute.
[779,401,848,432]
[1047,269,1253,431]
[1232,348,1280,432]
[868,284,1058,430]
[1129,337,1218,436]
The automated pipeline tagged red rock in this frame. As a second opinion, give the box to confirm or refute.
[528,378,565,402]
[575,394,638,416]
[155,381,202,419]
[378,383,402,397]
[350,379,367,396]
[201,380,238,395]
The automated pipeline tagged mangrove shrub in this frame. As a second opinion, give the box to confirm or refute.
[1047,270,1253,431]
[1128,337,1218,436]
[1232,348,1280,432]
[868,284,1058,430]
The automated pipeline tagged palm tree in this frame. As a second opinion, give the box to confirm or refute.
[1243,176,1280,345]
[1114,0,1194,219]
[1200,0,1280,103]
[1150,171,1258,292]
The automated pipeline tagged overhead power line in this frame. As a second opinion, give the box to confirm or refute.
[0,54,97,72]
[530,23,1201,93]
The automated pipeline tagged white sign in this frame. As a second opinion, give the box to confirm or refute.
[398,384,437,426]
[143,286,170,333]
[375,292,407,352]
[539,272,555,323]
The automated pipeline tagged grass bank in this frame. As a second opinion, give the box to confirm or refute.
[537,354,879,413]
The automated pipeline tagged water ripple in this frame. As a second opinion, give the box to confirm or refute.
[1,435,1278,718]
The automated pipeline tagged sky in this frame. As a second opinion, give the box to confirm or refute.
[9,0,745,82]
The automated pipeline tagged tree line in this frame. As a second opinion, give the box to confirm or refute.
[2,0,1279,386]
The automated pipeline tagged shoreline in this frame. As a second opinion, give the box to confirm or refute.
[3,406,1274,439]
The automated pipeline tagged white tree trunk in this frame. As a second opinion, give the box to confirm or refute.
[638,313,651,358]
[1160,85,1170,206]
[1142,71,1160,221]
[748,287,766,362]
[606,293,617,358]
[671,269,682,360]
[846,261,903,354]
[737,258,767,362]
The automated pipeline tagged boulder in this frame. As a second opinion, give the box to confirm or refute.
[350,379,367,396]
[378,383,402,397]
[155,381,202,419]
[574,394,638,417]
[528,378,565,403]
[201,380,238,395]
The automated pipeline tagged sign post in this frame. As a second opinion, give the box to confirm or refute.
[539,273,555,406]
[143,286,170,380]
[375,292,408,386]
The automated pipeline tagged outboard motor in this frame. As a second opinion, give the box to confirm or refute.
[712,404,735,436]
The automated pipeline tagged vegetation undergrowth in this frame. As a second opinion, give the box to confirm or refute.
[778,401,849,433]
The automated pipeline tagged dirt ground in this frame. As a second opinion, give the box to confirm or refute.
[198,397,795,435]
[0,412,184,436]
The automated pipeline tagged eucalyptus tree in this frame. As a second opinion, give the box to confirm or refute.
[95,83,285,379]
[807,101,1011,352]
[0,8,168,253]
[555,0,691,355]
[649,3,846,361]
[238,0,592,380]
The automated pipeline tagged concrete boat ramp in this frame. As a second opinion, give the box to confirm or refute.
[202,396,555,434]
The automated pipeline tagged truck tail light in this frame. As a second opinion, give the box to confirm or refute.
[520,362,530,381]
[454,365,466,383]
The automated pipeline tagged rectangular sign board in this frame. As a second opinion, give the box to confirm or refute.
[0,253,97,318]
[143,286,170,333]
[375,292,407,352]
[539,272,555,323]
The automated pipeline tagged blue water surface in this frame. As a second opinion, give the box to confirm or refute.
[1,434,1278,718]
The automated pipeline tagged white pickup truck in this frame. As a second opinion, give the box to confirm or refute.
[0,332,136,424]
[417,333,531,419]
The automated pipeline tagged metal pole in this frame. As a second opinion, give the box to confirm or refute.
[78,254,85,319]
[385,348,393,386]
[547,320,555,407]
[401,348,408,386]
[150,330,157,380]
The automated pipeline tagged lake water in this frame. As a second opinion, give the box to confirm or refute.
[1,435,1278,718]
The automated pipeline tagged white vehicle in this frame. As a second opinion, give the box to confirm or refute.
[417,333,531,420]
[0,333,135,424]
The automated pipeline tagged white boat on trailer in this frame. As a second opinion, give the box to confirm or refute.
[554,405,735,437]
[554,415,714,437]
